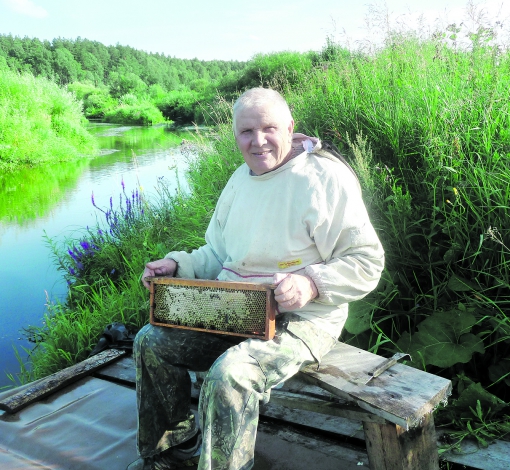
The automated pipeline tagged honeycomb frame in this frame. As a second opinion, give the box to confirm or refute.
[148,277,276,340]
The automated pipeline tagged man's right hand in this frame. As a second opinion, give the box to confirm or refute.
[142,258,177,290]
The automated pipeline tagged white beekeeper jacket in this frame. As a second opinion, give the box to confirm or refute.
[165,135,385,343]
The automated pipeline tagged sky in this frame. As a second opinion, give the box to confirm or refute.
[0,0,509,61]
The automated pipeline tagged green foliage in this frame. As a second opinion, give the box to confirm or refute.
[397,309,485,368]
[27,273,148,379]
[68,82,117,118]
[0,70,96,170]
[155,89,205,125]
[0,34,247,124]
[279,25,510,443]
[220,51,313,97]
[103,101,166,125]
[438,379,510,449]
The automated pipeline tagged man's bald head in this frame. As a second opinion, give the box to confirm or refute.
[232,88,293,131]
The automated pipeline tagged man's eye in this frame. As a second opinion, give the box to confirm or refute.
[265,127,276,132]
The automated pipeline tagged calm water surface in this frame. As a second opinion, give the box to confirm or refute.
[0,124,190,387]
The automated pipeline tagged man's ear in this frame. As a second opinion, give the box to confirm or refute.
[288,119,295,136]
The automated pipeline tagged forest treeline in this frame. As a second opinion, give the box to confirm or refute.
[0,34,246,125]
[0,34,315,126]
[0,35,245,87]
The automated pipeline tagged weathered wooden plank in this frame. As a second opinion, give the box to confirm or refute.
[268,390,388,424]
[278,375,340,400]
[260,399,366,441]
[437,431,510,470]
[0,349,126,414]
[256,420,370,469]
[300,342,452,429]
[364,413,439,470]
[94,356,136,384]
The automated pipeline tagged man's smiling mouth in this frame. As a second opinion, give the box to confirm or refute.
[252,150,271,157]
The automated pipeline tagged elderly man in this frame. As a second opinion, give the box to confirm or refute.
[129,88,384,470]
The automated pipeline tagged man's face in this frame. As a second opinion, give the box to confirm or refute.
[234,104,294,175]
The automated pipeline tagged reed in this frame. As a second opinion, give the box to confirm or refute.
[282,25,510,443]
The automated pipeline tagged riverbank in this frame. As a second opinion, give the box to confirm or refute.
[0,124,189,389]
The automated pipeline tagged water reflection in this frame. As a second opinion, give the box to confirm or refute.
[0,159,90,226]
[0,124,189,387]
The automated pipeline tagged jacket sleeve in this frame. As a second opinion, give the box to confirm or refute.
[164,244,223,280]
[303,162,385,306]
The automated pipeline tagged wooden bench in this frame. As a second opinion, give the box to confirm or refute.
[267,342,452,470]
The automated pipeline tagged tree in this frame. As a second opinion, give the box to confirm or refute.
[52,47,81,85]
[108,71,147,99]
[79,51,104,85]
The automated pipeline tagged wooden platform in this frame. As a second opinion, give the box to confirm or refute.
[95,352,510,470]
[1,349,509,469]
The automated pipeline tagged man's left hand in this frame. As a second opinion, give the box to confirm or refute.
[273,273,318,310]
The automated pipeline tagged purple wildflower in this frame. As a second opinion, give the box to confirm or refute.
[80,241,91,251]
[91,192,96,207]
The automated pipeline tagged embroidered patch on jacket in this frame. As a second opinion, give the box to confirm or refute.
[278,259,302,270]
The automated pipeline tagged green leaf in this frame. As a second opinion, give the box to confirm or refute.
[488,358,510,387]
[344,300,373,334]
[455,382,507,416]
[447,274,480,292]
[396,310,485,368]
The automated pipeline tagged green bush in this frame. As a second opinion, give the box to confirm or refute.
[155,89,205,125]
[0,70,96,170]
[103,101,166,125]
[226,51,313,93]
[68,82,117,119]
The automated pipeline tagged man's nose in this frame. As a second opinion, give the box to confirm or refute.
[252,130,266,146]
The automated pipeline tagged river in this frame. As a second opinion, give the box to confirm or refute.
[0,123,190,388]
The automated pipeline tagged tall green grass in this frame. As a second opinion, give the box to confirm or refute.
[283,31,510,443]
[0,70,97,171]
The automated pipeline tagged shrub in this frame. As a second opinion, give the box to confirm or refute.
[103,101,166,125]
[0,70,96,170]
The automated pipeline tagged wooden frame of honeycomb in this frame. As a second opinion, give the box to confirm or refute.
[147,277,276,340]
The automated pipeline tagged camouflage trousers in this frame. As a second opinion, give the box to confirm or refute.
[133,312,337,470]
